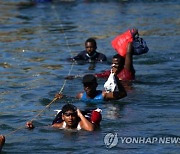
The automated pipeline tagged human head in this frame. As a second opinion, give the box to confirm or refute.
[61,104,78,128]
[85,38,97,56]
[112,54,125,72]
[82,74,98,96]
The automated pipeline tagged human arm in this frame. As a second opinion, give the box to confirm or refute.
[52,122,63,128]
[55,93,75,100]
[77,109,95,131]
[103,74,127,100]
[124,28,138,72]
[97,53,107,62]
[54,93,64,100]
[124,42,134,72]
[76,92,83,99]
[26,121,63,129]
[72,51,86,61]
[101,54,107,61]
[65,74,84,80]
[95,70,111,78]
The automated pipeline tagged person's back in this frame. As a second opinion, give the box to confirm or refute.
[72,38,107,62]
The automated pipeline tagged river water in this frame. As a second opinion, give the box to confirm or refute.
[0,0,179,153]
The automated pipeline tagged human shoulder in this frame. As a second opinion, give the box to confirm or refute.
[76,92,83,99]
[75,50,86,57]
[52,122,64,128]
[96,51,107,61]
[73,50,87,60]
[79,50,86,54]
[117,68,135,80]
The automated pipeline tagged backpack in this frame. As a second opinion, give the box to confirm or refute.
[132,37,149,55]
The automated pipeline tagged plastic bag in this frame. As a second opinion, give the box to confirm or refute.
[133,37,149,55]
[111,29,134,57]
[104,71,117,93]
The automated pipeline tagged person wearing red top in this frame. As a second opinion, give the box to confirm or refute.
[95,53,135,81]
[95,28,138,81]
[66,29,137,81]
[66,53,135,81]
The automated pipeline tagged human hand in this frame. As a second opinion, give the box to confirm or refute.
[65,75,75,80]
[76,109,82,117]
[111,67,118,75]
[55,93,63,100]
[26,121,34,129]
[131,28,139,38]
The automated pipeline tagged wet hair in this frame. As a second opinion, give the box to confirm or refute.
[85,38,97,48]
[113,54,125,65]
[61,104,77,114]
[82,74,97,84]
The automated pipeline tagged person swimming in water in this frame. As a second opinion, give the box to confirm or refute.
[71,38,107,62]
[26,104,101,131]
[95,53,135,81]
[76,74,126,101]
[56,74,127,101]
[95,28,148,81]
[66,28,148,81]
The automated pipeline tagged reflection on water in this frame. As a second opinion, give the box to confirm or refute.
[0,0,180,153]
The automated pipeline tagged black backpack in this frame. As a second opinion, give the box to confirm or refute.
[133,37,149,55]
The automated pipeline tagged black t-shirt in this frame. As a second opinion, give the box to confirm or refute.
[73,51,107,62]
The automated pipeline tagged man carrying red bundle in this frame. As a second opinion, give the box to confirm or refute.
[95,28,148,81]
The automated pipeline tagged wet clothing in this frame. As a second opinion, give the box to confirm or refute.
[73,51,107,62]
[81,90,104,100]
[52,109,102,126]
[95,68,135,81]
[61,121,81,130]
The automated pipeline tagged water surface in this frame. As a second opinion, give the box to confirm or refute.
[0,0,179,153]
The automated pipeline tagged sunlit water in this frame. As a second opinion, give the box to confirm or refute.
[0,0,179,153]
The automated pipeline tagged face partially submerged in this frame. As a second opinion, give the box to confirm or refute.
[62,110,78,129]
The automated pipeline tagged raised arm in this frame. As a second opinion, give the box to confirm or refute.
[124,28,138,72]
[124,42,135,72]
[77,109,95,131]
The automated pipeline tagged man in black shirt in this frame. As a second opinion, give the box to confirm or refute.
[72,38,107,62]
